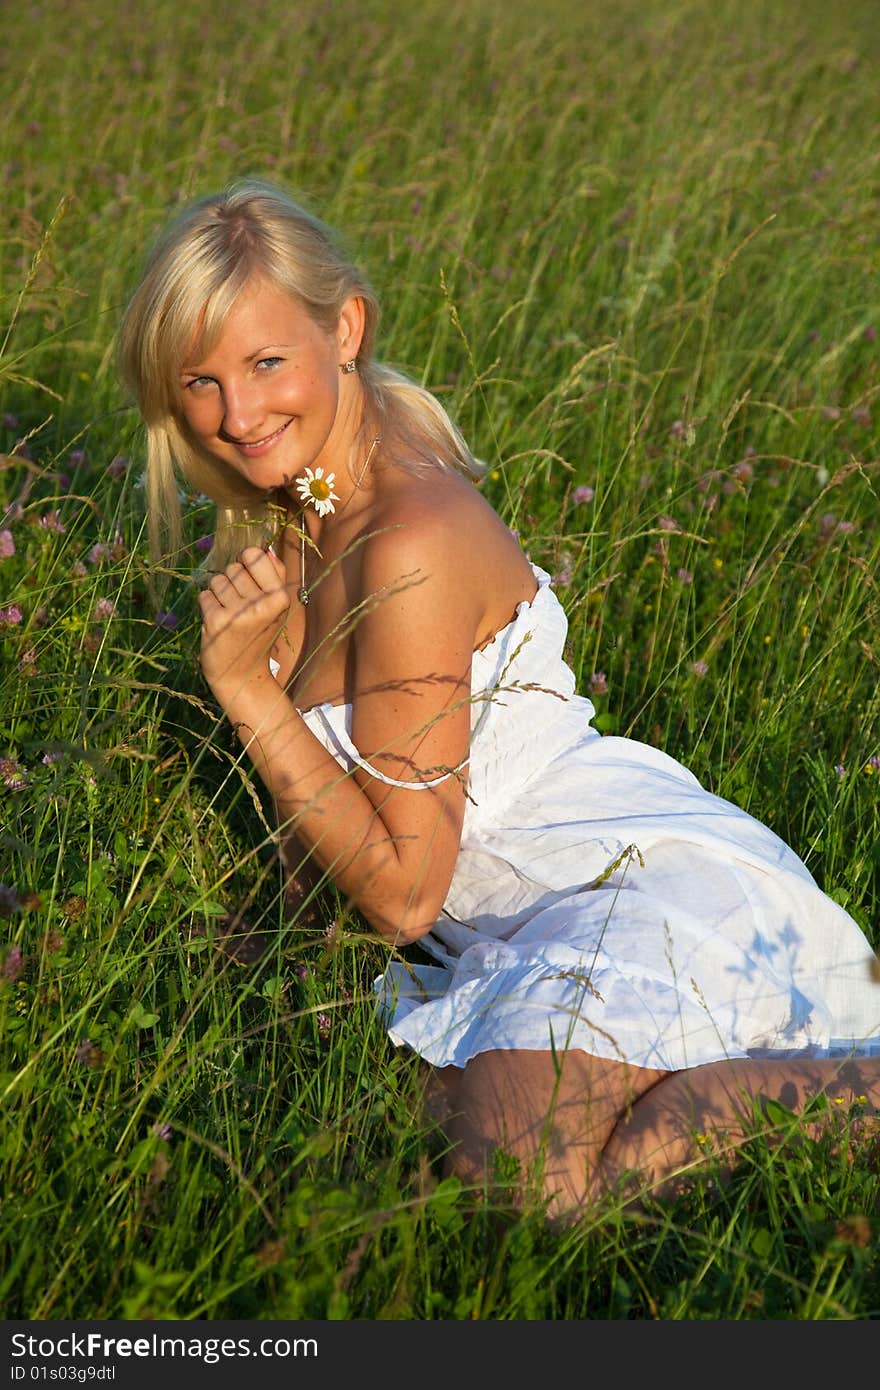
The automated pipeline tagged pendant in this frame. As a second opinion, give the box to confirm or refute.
[298,587,309,605]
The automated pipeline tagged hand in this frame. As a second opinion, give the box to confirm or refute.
[198,545,291,700]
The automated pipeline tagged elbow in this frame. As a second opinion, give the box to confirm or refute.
[343,841,458,946]
[364,885,446,948]
[383,921,434,948]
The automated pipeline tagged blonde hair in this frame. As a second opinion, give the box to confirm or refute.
[116,179,484,572]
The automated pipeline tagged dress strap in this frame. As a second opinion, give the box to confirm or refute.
[340,742,469,790]
[315,708,469,790]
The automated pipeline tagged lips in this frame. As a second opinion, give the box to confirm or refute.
[231,418,291,457]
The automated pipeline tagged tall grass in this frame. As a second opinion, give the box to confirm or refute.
[1,0,878,1318]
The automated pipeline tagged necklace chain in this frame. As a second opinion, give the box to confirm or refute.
[298,434,381,606]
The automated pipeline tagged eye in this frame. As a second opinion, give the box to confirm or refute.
[183,375,216,392]
[255,356,284,371]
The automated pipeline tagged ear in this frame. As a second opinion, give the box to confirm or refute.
[336,294,366,365]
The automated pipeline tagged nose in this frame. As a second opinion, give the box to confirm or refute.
[220,379,265,442]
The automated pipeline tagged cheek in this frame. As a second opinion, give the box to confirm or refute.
[288,367,340,422]
[180,393,218,437]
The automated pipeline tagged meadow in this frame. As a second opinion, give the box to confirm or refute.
[1,0,879,1320]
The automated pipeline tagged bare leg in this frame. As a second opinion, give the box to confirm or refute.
[599,1056,880,1204]
[424,1049,667,1223]
[422,1051,880,1225]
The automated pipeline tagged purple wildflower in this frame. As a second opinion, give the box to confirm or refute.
[0,604,22,626]
[669,419,686,438]
[676,568,693,585]
[68,449,86,470]
[0,758,27,790]
[106,455,128,477]
[834,764,847,778]
[195,534,214,554]
[88,543,108,565]
[851,406,871,428]
[0,530,15,559]
[572,485,595,505]
[690,660,709,678]
[551,565,573,589]
[39,511,66,534]
[864,325,877,342]
[2,413,19,430]
[151,1122,173,1140]
[589,672,608,697]
[18,648,37,676]
[71,561,87,578]
[2,944,23,982]
[12,439,32,460]
[822,405,841,420]
[41,751,61,766]
[870,755,880,771]
[657,515,680,532]
[94,597,115,620]
[316,1012,332,1041]
[155,611,179,631]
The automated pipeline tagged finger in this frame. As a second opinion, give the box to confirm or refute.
[208,573,233,602]
[213,564,260,601]
[239,545,288,590]
[198,589,224,629]
[265,545,288,580]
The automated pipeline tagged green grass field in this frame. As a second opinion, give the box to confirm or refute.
[1,0,879,1319]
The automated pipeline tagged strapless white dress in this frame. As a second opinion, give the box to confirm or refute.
[300,564,880,1071]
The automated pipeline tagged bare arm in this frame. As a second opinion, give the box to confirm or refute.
[198,530,476,944]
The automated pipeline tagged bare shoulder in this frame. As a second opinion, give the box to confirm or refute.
[358,466,535,646]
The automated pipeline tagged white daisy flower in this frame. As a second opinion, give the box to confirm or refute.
[295,466,339,517]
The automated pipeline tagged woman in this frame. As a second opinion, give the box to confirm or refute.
[118,179,880,1222]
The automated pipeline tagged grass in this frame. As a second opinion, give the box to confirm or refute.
[1,0,879,1320]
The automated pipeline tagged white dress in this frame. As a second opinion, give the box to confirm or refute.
[299,563,880,1071]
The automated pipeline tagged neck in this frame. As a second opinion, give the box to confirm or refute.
[281,427,382,608]
[276,427,382,552]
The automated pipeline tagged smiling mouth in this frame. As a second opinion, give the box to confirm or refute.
[230,420,291,452]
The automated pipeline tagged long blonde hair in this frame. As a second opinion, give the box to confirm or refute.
[116,179,484,571]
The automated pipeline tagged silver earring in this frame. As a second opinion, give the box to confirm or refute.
[341,359,357,374]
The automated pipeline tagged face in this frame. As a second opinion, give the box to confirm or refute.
[178,276,359,495]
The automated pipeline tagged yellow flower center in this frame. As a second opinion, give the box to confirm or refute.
[310,478,331,501]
